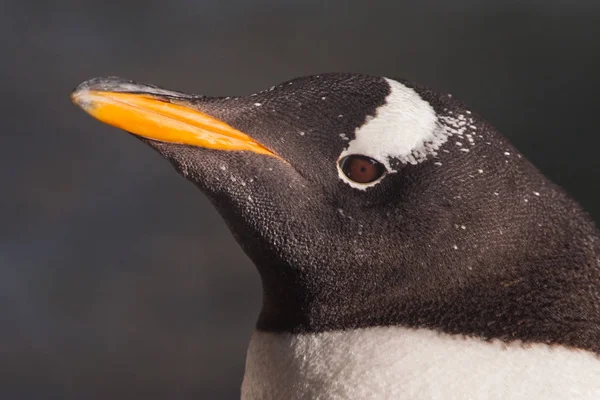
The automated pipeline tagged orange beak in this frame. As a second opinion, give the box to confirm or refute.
[71,80,277,158]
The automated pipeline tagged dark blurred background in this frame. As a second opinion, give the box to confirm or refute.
[3,0,600,398]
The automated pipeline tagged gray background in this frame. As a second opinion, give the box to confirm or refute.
[3,0,600,398]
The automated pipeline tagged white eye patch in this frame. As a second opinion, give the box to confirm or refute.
[338,78,446,190]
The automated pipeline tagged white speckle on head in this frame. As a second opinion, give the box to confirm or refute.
[338,79,445,190]
[338,114,344,118]
[466,110,472,114]
[452,245,458,250]
[504,152,511,156]
[219,165,227,171]
[533,191,540,196]
[321,96,326,100]
[254,102,262,107]
[456,142,463,147]
[434,162,442,166]
[494,192,499,196]
[460,148,470,153]
[299,131,305,136]
[478,169,483,174]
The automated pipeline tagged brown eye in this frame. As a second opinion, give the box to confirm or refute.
[339,155,386,184]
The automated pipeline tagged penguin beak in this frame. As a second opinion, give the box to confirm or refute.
[71,77,277,158]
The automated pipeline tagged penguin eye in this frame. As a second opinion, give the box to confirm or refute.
[338,155,386,184]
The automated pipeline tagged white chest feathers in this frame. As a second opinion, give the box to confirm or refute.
[241,326,600,400]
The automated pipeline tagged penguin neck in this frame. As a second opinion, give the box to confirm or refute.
[241,326,600,400]
[251,172,600,354]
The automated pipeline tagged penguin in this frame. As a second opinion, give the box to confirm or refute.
[71,73,600,400]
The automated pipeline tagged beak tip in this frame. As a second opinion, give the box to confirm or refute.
[70,90,92,113]
[71,76,189,104]
[71,77,132,112]
[72,76,125,94]
[71,81,96,112]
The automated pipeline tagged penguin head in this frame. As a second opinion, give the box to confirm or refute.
[72,73,597,337]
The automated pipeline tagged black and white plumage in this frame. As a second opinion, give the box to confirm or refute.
[72,73,600,399]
